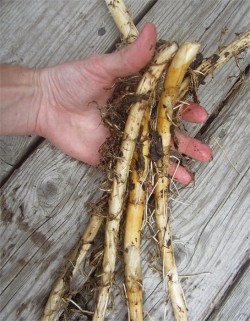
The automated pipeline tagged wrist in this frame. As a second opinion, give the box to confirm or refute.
[0,65,42,136]
[27,68,43,135]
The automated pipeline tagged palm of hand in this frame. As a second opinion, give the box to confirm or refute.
[38,57,114,165]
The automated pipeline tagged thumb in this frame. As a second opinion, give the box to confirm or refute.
[101,23,157,78]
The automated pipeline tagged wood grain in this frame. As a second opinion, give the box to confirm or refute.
[1,141,104,321]
[0,136,41,184]
[209,264,250,321]
[0,0,249,320]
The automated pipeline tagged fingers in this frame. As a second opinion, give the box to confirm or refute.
[179,102,208,123]
[168,161,193,185]
[171,129,212,162]
[167,103,211,184]
[100,23,157,79]
[173,102,212,162]
[169,131,211,184]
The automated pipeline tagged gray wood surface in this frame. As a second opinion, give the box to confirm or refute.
[209,265,250,321]
[0,136,41,184]
[1,0,250,321]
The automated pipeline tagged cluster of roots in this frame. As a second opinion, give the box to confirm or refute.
[58,41,203,320]
[99,41,199,182]
[50,29,250,320]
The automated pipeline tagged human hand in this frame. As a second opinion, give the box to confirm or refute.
[32,23,211,183]
[35,24,156,166]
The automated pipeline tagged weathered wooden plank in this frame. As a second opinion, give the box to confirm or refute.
[0,136,40,184]
[0,142,104,321]
[208,264,250,321]
[0,0,155,66]
[0,0,155,183]
[0,0,250,320]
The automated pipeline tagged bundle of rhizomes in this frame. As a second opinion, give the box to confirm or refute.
[41,1,250,321]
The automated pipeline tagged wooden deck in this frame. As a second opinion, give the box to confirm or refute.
[0,1,249,320]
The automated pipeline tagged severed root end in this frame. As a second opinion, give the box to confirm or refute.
[41,279,66,321]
